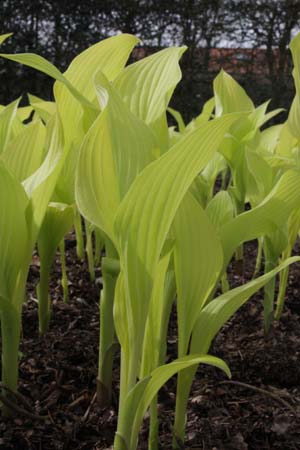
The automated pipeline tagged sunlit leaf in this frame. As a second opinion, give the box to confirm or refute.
[0,163,28,301]
[173,192,223,356]
[214,70,254,117]
[76,71,156,243]
[2,120,46,181]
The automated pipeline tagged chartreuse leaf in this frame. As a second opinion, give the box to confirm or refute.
[32,103,56,123]
[0,33,12,45]
[172,193,227,444]
[54,141,81,204]
[54,33,139,147]
[76,71,156,244]
[2,120,46,181]
[37,202,75,288]
[206,190,234,228]
[191,256,300,355]
[260,124,282,154]
[168,126,182,147]
[0,35,139,161]
[115,354,230,450]
[0,168,27,391]
[173,192,223,357]
[218,116,254,169]
[262,224,288,332]
[288,33,300,139]
[136,247,173,445]
[113,46,186,150]
[76,70,156,405]
[23,113,66,242]
[244,149,273,206]
[167,107,186,133]
[213,72,270,218]
[38,203,75,264]
[250,100,284,129]
[37,202,75,334]
[214,70,254,117]
[276,122,298,160]
[140,248,174,378]
[202,152,227,183]
[0,163,29,301]
[17,106,33,122]
[185,97,215,133]
[114,47,186,126]
[286,208,300,254]
[0,51,97,115]
[114,114,239,393]
[196,152,227,206]
[28,93,48,103]
[28,94,56,123]
[275,207,300,319]
[0,98,20,154]
[221,170,300,266]
[195,97,215,125]
[11,120,25,139]
[265,226,288,263]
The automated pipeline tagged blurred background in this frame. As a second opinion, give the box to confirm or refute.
[1,0,300,121]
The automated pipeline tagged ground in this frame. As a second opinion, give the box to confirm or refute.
[0,236,300,450]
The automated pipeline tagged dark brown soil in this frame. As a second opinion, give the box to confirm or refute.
[1,236,300,450]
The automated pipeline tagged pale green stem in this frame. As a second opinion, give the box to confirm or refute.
[221,271,230,293]
[173,366,197,449]
[113,433,128,450]
[149,271,175,450]
[85,220,95,282]
[263,268,276,335]
[114,276,175,450]
[114,344,140,450]
[94,228,104,266]
[126,345,140,393]
[263,244,277,335]
[275,265,289,320]
[1,263,30,415]
[97,255,119,406]
[235,244,244,263]
[74,211,85,260]
[234,199,244,263]
[173,272,197,448]
[148,396,159,450]
[118,349,128,419]
[252,237,263,279]
[59,239,69,303]
[0,307,21,396]
[114,345,140,449]
[115,269,175,449]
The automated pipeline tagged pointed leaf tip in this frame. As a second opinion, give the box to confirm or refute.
[0,33,13,45]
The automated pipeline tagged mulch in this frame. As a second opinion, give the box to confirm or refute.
[1,236,300,450]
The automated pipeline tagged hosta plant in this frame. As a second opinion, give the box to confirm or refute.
[0,112,65,406]
[112,110,300,448]
[0,29,300,450]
